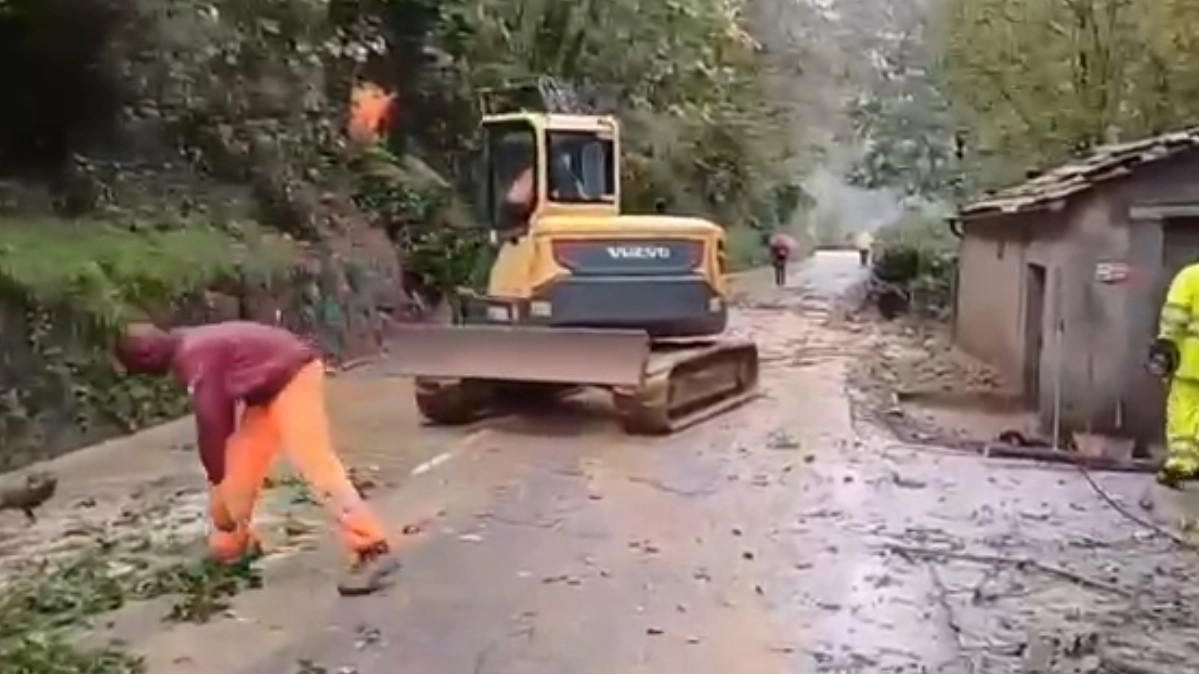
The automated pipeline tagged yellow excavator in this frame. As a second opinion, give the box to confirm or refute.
[390,79,759,434]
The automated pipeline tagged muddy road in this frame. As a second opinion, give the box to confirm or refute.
[6,251,1199,673]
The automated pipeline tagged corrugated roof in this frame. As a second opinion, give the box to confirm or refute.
[959,127,1199,218]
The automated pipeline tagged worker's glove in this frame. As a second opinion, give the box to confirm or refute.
[1148,338,1179,378]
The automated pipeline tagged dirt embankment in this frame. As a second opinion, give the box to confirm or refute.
[844,309,1021,448]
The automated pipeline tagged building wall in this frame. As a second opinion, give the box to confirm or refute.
[957,149,1199,442]
[954,220,1025,380]
[956,194,1134,438]
[1039,191,1133,436]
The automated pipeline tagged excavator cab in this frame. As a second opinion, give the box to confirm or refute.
[487,119,615,220]
[481,113,619,229]
[391,78,759,433]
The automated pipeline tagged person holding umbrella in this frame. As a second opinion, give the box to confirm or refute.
[768,232,796,287]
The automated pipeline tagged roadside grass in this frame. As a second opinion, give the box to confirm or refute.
[0,217,294,329]
[726,225,771,270]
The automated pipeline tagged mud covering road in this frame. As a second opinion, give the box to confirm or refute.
[6,251,1199,673]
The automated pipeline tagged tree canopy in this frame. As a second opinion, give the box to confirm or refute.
[936,0,1199,188]
[845,13,963,201]
[0,0,815,326]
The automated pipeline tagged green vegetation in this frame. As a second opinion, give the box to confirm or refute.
[725,226,771,271]
[870,206,957,319]
[146,556,264,624]
[937,0,1199,190]
[430,0,800,227]
[872,206,956,259]
[0,0,807,307]
[1,635,144,674]
[267,471,320,505]
[845,0,1199,200]
[844,0,1199,320]
[0,0,804,319]
[351,148,490,303]
[0,218,296,462]
[0,535,264,673]
[0,0,812,468]
[0,219,293,329]
[846,14,964,202]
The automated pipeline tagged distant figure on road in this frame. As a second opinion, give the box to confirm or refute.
[115,321,399,595]
[768,232,795,287]
[1153,263,1199,487]
[855,230,875,267]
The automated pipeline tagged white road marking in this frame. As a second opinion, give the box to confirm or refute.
[410,451,455,476]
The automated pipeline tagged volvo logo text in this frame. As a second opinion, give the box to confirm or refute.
[606,245,672,260]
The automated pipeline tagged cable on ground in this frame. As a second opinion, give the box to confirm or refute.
[1076,464,1199,552]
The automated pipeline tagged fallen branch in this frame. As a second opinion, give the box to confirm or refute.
[627,476,719,498]
[882,543,1131,598]
[926,563,969,667]
[982,444,1159,474]
[1100,656,1173,674]
[326,355,381,376]
[476,513,564,529]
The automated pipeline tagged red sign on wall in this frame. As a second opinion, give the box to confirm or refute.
[1095,261,1131,284]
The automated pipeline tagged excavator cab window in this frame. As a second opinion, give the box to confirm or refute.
[548,131,614,204]
[486,122,538,232]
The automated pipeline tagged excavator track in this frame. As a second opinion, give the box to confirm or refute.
[414,377,491,425]
[612,339,760,434]
[414,378,582,426]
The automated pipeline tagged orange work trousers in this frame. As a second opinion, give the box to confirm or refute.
[208,360,389,562]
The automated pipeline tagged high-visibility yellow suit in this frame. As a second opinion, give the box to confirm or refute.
[1157,263,1199,483]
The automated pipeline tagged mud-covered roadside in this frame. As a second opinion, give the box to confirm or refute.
[724,255,1199,672]
[831,283,1199,672]
[843,310,1017,450]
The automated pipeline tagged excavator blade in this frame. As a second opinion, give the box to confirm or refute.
[389,324,652,387]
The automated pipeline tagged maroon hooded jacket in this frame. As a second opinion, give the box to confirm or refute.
[169,322,317,483]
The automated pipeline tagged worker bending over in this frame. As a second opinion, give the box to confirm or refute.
[1151,263,1199,487]
[116,321,398,595]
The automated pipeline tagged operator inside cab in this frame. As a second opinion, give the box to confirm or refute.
[548,132,611,203]
[493,124,615,232]
[490,125,537,231]
[505,166,535,223]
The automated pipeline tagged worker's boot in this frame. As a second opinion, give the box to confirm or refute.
[1157,456,1198,489]
[337,541,400,596]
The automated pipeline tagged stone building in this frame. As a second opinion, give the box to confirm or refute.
[953,128,1199,443]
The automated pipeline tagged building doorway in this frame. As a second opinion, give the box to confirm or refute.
[1024,263,1047,407]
